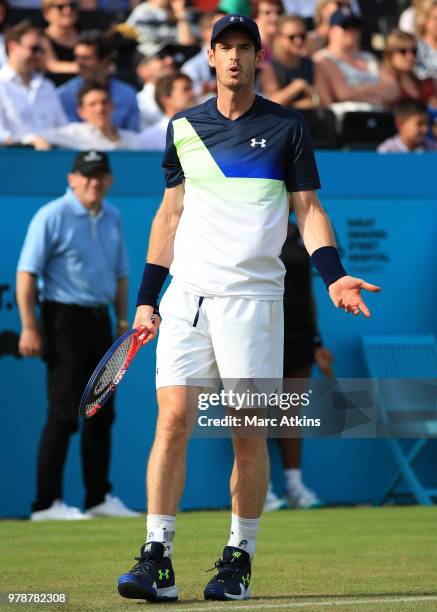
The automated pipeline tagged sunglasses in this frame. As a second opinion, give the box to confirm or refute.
[393,47,418,56]
[50,2,78,10]
[22,44,44,54]
[287,33,307,41]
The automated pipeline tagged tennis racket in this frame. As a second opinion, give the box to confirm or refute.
[79,326,151,418]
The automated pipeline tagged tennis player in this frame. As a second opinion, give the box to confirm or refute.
[118,14,380,603]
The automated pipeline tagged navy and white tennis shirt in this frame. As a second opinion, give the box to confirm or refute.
[162,95,321,299]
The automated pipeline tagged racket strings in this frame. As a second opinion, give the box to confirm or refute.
[86,336,136,410]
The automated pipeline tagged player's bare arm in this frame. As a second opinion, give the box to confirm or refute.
[134,183,185,341]
[16,270,42,357]
[290,189,381,317]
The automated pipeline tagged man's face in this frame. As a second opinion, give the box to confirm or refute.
[78,89,113,129]
[257,1,281,35]
[11,31,44,72]
[68,172,112,209]
[137,55,175,84]
[208,29,263,91]
[169,78,196,112]
[74,44,101,79]
[398,113,429,148]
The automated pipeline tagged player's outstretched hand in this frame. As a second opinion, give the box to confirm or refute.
[328,275,381,318]
[133,305,161,344]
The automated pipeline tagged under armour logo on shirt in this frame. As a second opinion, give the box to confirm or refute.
[230,15,244,21]
[250,138,266,148]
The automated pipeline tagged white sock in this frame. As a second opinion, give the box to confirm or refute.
[285,468,303,491]
[146,514,176,557]
[227,513,260,558]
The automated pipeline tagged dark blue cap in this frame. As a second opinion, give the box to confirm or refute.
[329,8,362,28]
[211,14,262,51]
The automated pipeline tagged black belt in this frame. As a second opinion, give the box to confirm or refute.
[43,301,108,316]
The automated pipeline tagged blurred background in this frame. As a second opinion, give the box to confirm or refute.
[0,0,436,517]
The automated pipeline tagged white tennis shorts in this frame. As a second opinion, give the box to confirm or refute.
[156,280,284,389]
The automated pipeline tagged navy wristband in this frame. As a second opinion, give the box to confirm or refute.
[310,246,347,289]
[136,263,169,308]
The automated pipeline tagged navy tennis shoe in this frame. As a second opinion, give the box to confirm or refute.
[204,546,251,601]
[117,542,178,603]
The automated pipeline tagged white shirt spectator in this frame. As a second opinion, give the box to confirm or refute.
[137,82,164,128]
[139,115,169,150]
[377,134,437,153]
[0,64,67,143]
[26,122,144,150]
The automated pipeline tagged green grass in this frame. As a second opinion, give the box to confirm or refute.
[1,507,437,611]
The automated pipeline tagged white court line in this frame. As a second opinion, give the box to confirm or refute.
[170,595,437,611]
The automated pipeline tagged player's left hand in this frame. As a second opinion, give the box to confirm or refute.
[328,275,381,317]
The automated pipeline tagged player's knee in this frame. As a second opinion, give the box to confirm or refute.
[156,411,190,444]
[234,437,267,464]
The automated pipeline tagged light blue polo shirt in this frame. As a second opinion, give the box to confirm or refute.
[17,188,129,307]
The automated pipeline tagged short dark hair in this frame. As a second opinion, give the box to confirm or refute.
[5,20,41,56]
[78,80,111,106]
[394,98,428,121]
[75,31,111,60]
[155,72,192,112]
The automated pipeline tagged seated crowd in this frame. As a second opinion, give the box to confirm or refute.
[0,0,437,151]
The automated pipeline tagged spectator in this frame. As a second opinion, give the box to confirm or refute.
[314,8,398,109]
[139,71,195,149]
[254,0,283,63]
[41,0,79,86]
[136,51,175,128]
[127,0,196,59]
[306,0,351,56]
[260,15,318,108]
[0,0,9,67]
[415,0,437,79]
[377,97,437,151]
[17,150,139,521]
[27,81,142,149]
[182,11,224,99]
[0,21,67,145]
[383,28,436,104]
[58,31,140,131]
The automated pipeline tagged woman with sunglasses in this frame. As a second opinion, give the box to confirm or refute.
[41,0,79,85]
[382,28,436,105]
[260,14,319,108]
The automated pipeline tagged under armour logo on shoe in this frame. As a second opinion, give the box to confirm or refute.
[250,138,266,148]
[158,569,169,580]
[230,15,244,22]
[232,551,242,558]
[242,573,250,586]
